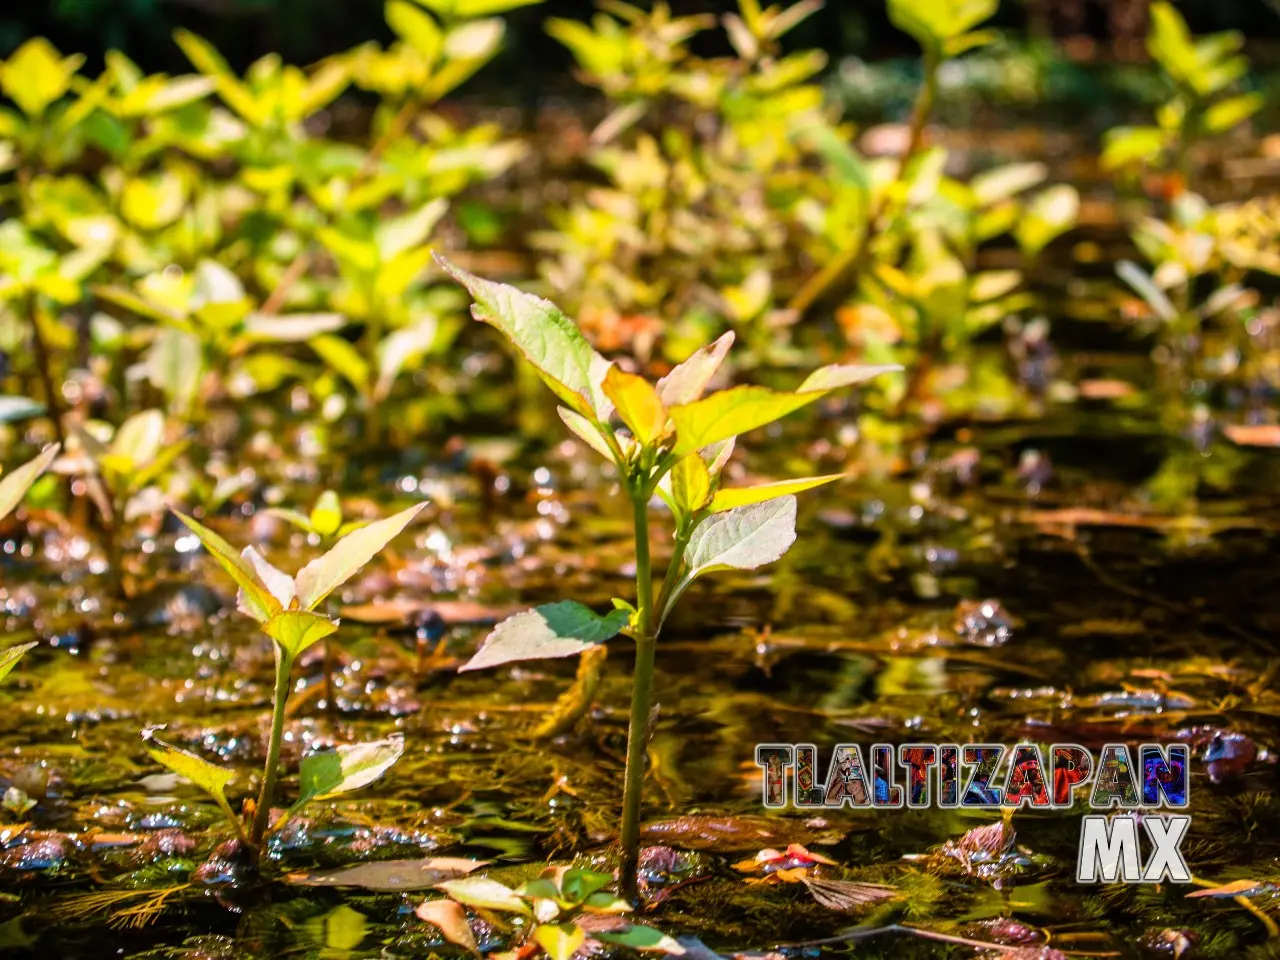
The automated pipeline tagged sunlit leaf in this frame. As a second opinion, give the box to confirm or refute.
[173,510,281,623]
[142,730,238,826]
[656,331,734,406]
[288,857,486,890]
[435,876,529,915]
[0,445,58,523]
[244,313,346,343]
[0,39,81,116]
[460,601,629,672]
[242,547,296,608]
[436,254,612,419]
[970,162,1047,205]
[294,502,427,610]
[262,610,340,660]
[1015,185,1079,259]
[603,367,668,445]
[310,334,370,393]
[709,475,842,513]
[887,0,996,50]
[297,735,404,805]
[109,409,164,469]
[0,642,37,685]
[667,454,712,516]
[1116,260,1177,322]
[534,924,585,960]
[388,1,443,64]
[309,491,343,538]
[415,899,479,955]
[557,406,617,462]
[663,497,797,618]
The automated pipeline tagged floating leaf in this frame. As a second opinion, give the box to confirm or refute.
[461,601,629,672]
[534,924,585,960]
[287,857,486,890]
[143,731,238,827]
[594,922,687,954]
[603,368,668,445]
[663,497,797,617]
[298,735,404,805]
[436,254,612,419]
[172,510,281,623]
[0,445,58,523]
[709,475,842,513]
[262,610,340,660]
[436,876,530,915]
[0,642,37,685]
[656,332,734,406]
[415,899,479,955]
[293,502,427,610]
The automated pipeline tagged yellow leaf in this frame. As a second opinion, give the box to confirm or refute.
[603,367,668,446]
[668,454,711,515]
[709,474,844,512]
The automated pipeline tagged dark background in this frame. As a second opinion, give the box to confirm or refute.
[6,1,1279,79]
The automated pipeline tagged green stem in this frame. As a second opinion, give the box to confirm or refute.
[28,295,65,448]
[618,486,657,903]
[251,648,294,849]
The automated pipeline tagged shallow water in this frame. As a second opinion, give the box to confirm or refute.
[1,338,1279,959]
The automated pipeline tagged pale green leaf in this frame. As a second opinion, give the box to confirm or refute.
[887,0,996,49]
[262,610,340,660]
[655,331,734,407]
[294,502,427,610]
[388,1,443,64]
[1116,260,1177,322]
[435,254,612,419]
[709,474,843,512]
[0,444,58,523]
[146,328,203,416]
[298,735,404,805]
[244,313,346,343]
[0,642,37,684]
[595,922,686,953]
[557,406,617,462]
[143,731,237,823]
[242,547,296,608]
[435,876,529,915]
[310,334,371,392]
[173,510,281,623]
[1015,185,1079,258]
[667,453,712,516]
[970,162,1047,205]
[110,409,165,468]
[460,601,629,672]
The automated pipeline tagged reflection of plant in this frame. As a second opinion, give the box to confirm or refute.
[418,865,680,956]
[438,254,894,900]
[149,502,424,854]
[0,444,60,684]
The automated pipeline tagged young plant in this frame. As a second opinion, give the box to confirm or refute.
[0,444,60,683]
[436,253,895,900]
[151,500,425,853]
[418,865,680,957]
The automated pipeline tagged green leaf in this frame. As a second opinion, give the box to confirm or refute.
[1014,185,1079,259]
[435,254,612,419]
[0,445,58,523]
[603,367,668,446]
[414,899,479,956]
[557,406,617,462]
[297,735,404,805]
[109,409,165,469]
[294,502,427,610]
[172,510,282,623]
[887,0,996,50]
[143,730,239,829]
[435,876,529,915]
[793,121,870,193]
[0,642,37,685]
[667,453,712,516]
[533,924,585,960]
[595,922,685,953]
[174,29,266,125]
[709,474,842,512]
[655,331,734,407]
[146,328,203,417]
[663,497,797,618]
[388,1,443,64]
[262,610,340,660]
[310,334,371,393]
[460,601,629,672]
[1147,2,1198,88]
[1204,93,1264,133]
[559,868,614,905]
[375,200,448,261]
[669,364,896,457]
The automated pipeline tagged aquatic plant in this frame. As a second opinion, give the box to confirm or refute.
[146,501,426,853]
[437,253,895,899]
[418,865,680,956]
[0,443,60,683]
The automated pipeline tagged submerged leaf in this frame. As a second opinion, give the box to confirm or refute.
[0,445,59,523]
[297,735,404,805]
[461,601,629,672]
[287,857,486,890]
[435,254,612,419]
[293,502,427,610]
[436,876,530,915]
[0,642,37,684]
[415,899,479,955]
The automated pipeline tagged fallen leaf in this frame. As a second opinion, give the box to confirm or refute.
[285,857,487,890]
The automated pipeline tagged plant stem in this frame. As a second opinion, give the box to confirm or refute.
[618,486,657,903]
[28,297,65,448]
[786,49,939,316]
[251,649,294,849]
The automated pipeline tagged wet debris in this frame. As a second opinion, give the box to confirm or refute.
[732,843,896,911]
[639,815,845,852]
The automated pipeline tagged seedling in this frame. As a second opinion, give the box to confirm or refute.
[418,865,680,957]
[0,444,60,684]
[149,500,425,853]
[437,253,896,899]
